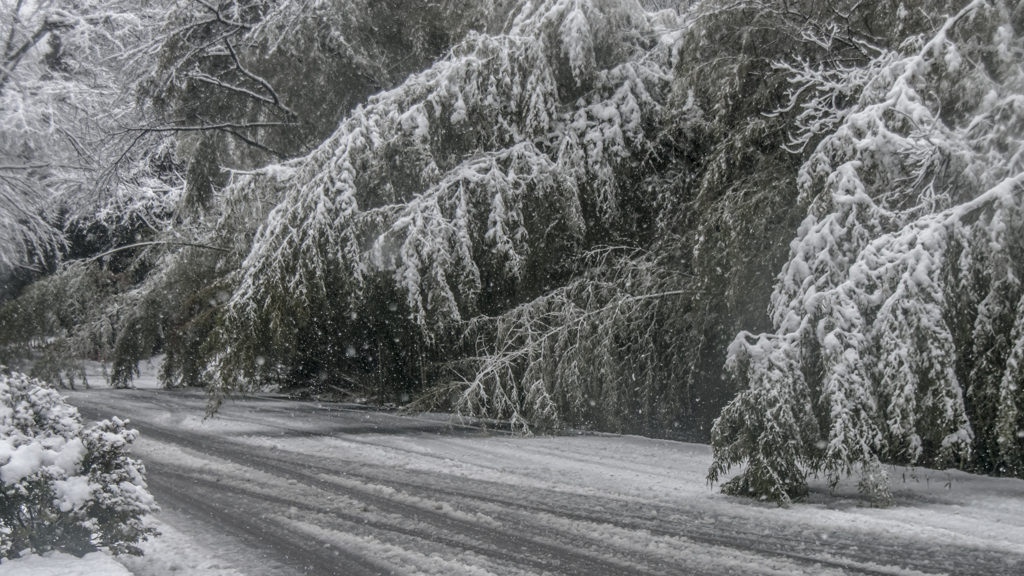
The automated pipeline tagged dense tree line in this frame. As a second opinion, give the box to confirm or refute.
[1,0,1022,504]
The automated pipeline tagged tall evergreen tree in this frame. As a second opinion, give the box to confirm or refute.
[708,0,1024,504]
[197,0,683,408]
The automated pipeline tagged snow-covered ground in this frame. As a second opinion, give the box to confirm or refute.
[11,355,165,391]
[35,384,1022,576]
[2,501,258,576]
[80,356,165,390]
[0,550,133,575]
[114,516,246,576]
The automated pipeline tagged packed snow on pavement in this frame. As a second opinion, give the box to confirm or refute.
[3,374,1012,576]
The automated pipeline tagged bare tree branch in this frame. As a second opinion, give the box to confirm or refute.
[224,38,297,118]
[86,241,230,263]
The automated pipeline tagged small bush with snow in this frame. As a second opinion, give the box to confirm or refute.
[0,369,158,559]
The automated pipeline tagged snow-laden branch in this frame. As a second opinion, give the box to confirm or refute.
[415,248,694,433]
[0,0,177,266]
[197,0,685,396]
[710,0,1024,504]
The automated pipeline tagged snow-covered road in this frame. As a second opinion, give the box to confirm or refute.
[63,389,1024,576]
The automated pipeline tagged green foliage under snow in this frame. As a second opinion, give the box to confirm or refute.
[709,0,1024,503]
[0,370,158,558]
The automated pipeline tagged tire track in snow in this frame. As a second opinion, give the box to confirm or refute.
[70,392,1024,576]
[147,466,385,576]
[79,404,686,575]
[151,467,547,576]
[218,444,951,576]
[79,405,903,575]
[142,433,678,576]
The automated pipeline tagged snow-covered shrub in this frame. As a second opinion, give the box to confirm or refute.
[709,0,1024,504]
[0,370,157,559]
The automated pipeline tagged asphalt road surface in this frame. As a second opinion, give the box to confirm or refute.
[65,389,1024,576]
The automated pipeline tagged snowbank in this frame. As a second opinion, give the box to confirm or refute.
[0,551,133,576]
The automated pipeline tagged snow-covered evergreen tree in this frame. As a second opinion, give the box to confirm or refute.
[146,0,514,165]
[709,0,1024,503]
[422,247,695,434]
[201,0,683,404]
[1,0,500,389]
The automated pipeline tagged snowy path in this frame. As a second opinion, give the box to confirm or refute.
[63,389,1024,576]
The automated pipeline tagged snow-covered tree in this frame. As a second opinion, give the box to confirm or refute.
[416,247,696,434]
[39,0,525,392]
[709,0,1024,503]
[0,0,189,385]
[0,0,493,388]
[0,0,172,269]
[0,134,190,387]
[145,0,515,164]
[191,0,683,404]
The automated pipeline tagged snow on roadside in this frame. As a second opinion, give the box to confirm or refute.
[113,516,247,576]
[0,516,248,576]
[0,551,133,576]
